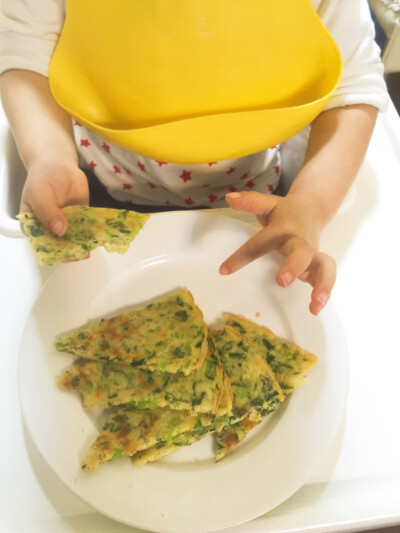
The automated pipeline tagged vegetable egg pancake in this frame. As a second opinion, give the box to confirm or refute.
[57,295,318,469]
[57,346,225,414]
[82,406,214,471]
[210,327,284,425]
[18,206,148,265]
[224,313,318,394]
[216,413,262,461]
[214,366,234,418]
[216,315,318,460]
[131,425,213,466]
[56,290,208,375]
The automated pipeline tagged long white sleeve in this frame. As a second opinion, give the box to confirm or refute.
[0,0,64,76]
[315,0,389,111]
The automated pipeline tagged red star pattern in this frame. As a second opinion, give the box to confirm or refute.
[180,170,192,183]
[74,120,82,127]
[270,145,277,149]
[80,143,280,207]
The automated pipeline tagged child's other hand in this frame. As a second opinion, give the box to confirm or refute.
[20,157,89,236]
[219,191,336,315]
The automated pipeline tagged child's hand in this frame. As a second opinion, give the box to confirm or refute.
[219,191,336,315]
[20,156,89,236]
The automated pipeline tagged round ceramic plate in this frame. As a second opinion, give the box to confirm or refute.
[18,210,348,533]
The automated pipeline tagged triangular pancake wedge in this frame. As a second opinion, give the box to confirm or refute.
[18,205,148,265]
[210,327,284,425]
[57,343,223,414]
[216,412,262,461]
[82,406,214,471]
[224,313,318,395]
[215,315,319,460]
[56,290,208,375]
[131,423,213,466]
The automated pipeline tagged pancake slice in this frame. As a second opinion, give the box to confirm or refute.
[131,422,213,466]
[18,205,148,265]
[55,290,208,375]
[210,327,284,425]
[57,346,223,414]
[224,313,318,394]
[81,405,214,471]
[214,366,233,418]
[216,315,319,460]
[215,412,262,461]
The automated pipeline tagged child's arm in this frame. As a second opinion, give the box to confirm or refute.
[219,103,378,315]
[1,69,88,235]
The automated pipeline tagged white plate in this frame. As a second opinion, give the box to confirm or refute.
[18,210,348,533]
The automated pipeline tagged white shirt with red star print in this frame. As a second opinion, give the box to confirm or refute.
[74,122,281,208]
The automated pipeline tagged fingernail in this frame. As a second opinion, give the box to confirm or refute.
[51,219,65,236]
[219,264,229,275]
[316,291,328,307]
[281,272,294,287]
[226,192,242,200]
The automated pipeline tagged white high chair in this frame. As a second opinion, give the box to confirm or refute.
[369,0,400,72]
[0,102,25,237]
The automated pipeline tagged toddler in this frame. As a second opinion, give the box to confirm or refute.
[0,0,388,314]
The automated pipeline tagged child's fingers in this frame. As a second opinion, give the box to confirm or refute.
[308,253,337,315]
[219,228,283,275]
[225,191,279,216]
[276,243,315,287]
[28,188,68,236]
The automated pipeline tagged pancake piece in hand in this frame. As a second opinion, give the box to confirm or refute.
[81,406,214,471]
[55,290,208,375]
[17,205,148,265]
[224,313,318,394]
[210,327,284,426]
[57,346,223,414]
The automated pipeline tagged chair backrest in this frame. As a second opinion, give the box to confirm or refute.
[0,104,26,237]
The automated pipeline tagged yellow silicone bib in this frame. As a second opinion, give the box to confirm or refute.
[49,0,342,164]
